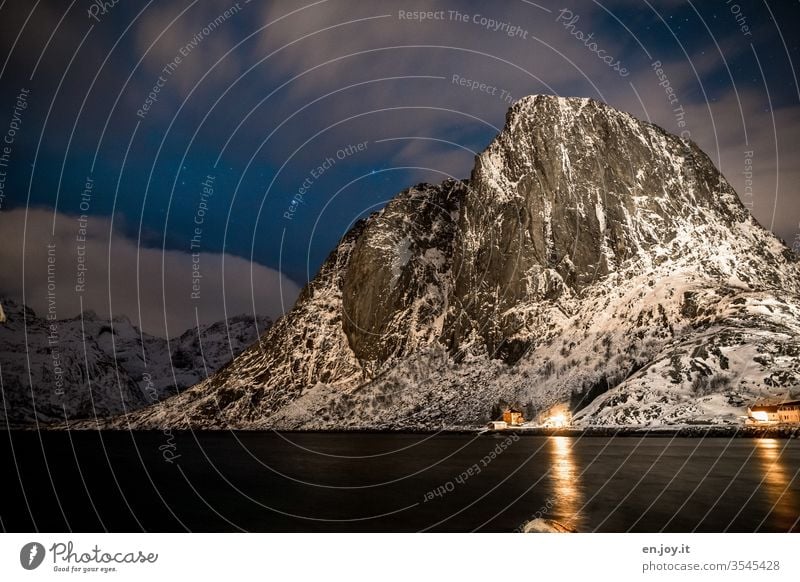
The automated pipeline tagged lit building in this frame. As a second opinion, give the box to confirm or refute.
[503,408,524,426]
[747,404,780,425]
[541,405,572,428]
[777,401,800,424]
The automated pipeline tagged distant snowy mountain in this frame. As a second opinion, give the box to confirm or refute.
[0,300,271,426]
[113,95,800,429]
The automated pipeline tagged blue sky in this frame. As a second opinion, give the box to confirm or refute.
[0,0,798,334]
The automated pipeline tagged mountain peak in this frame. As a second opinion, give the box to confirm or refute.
[511,93,594,112]
[115,96,800,431]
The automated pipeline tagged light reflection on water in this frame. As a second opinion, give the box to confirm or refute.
[549,436,584,530]
[6,432,799,531]
[754,438,799,530]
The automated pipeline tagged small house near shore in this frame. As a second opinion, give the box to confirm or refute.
[777,401,800,424]
[502,408,524,426]
[747,400,800,425]
[746,404,780,425]
[540,405,572,428]
[487,420,508,430]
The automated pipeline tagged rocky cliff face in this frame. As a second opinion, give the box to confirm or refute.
[0,300,271,426]
[118,95,800,429]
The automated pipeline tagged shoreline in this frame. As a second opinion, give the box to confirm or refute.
[5,424,800,438]
[487,425,800,438]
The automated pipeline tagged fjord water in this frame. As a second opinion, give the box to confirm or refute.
[2,432,798,532]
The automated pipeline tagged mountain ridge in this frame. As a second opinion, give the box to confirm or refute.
[0,299,271,426]
[101,95,800,429]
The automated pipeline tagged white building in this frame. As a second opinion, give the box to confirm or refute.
[487,421,508,430]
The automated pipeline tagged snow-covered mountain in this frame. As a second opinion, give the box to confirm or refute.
[117,95,800,429]
[0,299,271,426]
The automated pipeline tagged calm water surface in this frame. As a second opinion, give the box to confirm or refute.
[1,432,798,532]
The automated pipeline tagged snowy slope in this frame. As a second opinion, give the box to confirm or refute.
[0,299,271,426]
[117,95,800,429]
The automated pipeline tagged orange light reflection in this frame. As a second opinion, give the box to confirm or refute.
[754,438,798,531]
[549,436,583,530]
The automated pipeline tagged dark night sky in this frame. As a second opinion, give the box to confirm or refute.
[0,0,798,335]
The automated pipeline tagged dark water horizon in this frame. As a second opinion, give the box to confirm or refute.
[1,431,798,532]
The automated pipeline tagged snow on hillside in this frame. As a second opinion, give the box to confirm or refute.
[112,95,800,430]
[0,299,271,426]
